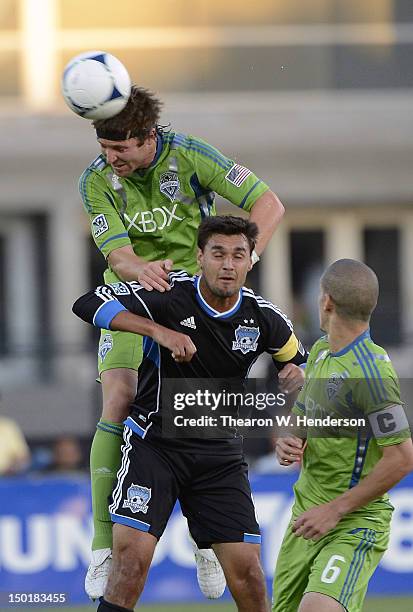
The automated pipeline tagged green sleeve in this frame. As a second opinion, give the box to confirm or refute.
[353,363,411,446]
[376,432,412,447]
[354,362,402,415]
[79,168,131,258]
[188,136,270,211]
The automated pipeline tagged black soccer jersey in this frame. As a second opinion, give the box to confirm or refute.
[73,271,307,452]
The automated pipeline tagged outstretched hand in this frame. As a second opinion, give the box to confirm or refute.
[137,259,173,292]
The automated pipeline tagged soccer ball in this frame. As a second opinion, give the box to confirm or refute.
[61,51,131,120]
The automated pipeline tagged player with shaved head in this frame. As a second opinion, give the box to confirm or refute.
[273,259,413,612]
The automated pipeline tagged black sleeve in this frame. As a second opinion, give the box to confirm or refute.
[260,304,308,369]
[72,280,170,328]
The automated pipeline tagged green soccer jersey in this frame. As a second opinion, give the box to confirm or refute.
[292,330,411,527]
[79,131,269,283]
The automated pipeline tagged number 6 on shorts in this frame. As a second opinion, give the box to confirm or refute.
[321,554,346,584]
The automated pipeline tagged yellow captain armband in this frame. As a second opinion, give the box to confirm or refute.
[272,333,301,363]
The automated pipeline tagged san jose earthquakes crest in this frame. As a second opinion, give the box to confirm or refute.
[159,171,179,202]
[232,325,260,354]
[123,484,151,514]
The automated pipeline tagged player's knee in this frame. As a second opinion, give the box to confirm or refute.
[112,526,154,580]
[298,592,344,612]
[113,541,150,581]
[246,560,267,592]
[102,395,132,421]
[231,557,267,598]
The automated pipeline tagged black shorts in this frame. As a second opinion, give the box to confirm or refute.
[109,427,261,548]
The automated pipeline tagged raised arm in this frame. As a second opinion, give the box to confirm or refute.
[187,137,285,259]
[248,190,284,256]
[72,284,196,363]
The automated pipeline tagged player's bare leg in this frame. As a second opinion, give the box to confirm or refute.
[87,368,225,601]
[102,524,157,609]
[101,368,138,422]
[213,542,269,612]
[298,592,345,611]
[86,368,137,599]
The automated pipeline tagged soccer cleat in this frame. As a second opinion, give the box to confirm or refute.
[84,548,112,600]
[190,537,226,599]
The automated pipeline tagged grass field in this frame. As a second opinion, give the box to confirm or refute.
[34,597,413,612]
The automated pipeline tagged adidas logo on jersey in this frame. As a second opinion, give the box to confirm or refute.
[180,316,196,329]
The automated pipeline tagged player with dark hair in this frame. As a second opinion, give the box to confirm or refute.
[272,259,413,612]
[197,214,259,252]
[80,85,285,598]
[73,215,306,612]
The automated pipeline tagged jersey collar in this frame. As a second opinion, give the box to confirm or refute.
[330,329,371,357]
[194,275,243,319]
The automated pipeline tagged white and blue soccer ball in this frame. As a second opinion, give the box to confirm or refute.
[61,51,131,120]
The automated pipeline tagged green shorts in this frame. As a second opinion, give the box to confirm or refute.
[272,519,389,612]
[97,329,144,375]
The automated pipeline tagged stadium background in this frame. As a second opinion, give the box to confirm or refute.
[0,0,412,609]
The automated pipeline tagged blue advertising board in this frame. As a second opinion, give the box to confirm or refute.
[0,473,412,605]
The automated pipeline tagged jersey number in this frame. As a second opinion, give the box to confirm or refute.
[321,555,346,584]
